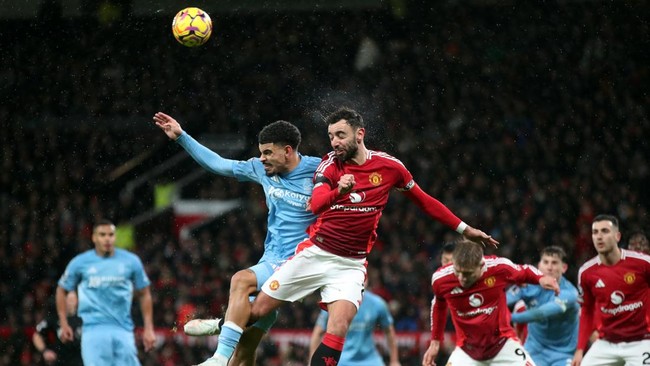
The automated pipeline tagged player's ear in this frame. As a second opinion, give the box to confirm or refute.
[356,127,365,143]
[561,263,568,274]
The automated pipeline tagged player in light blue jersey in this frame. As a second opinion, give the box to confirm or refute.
[153,112,321,366]
[507,246,579,366]
[56,219,156,366]
[309,289,401,366]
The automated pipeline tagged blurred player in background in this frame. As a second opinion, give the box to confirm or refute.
[309,287,401,366]
[423,240,560,366]
[32,291,83,366]
[56,219,156,365]
[507,246,579,366]
[197,107,498,366]
[440,241,455,267]
[153,112,321,366]
[627,230,649,254]
[571,214,650,366]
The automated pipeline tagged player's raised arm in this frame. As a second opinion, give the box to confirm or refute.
[153,112,183,140]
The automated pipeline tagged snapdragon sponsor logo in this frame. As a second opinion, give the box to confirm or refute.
[330,204,378,212]
[600,301,643,316]
[268,187,310,207]
[88,276,126,288]
[456,306,497,317]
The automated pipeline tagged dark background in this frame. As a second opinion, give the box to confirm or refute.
[0,0,648,364]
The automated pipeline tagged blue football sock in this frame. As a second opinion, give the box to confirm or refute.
[213,321,243,360]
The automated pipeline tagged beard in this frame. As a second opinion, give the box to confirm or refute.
[337,141,359,162]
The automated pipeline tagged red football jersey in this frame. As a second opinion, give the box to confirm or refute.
[576,249,650,349]
[309,150,462,258]
[307,151,400,257]
[430,256,543,361]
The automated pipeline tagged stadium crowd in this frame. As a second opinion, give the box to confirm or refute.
[0,1,647,365]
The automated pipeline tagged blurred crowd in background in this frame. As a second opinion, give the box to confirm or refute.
[0,1,648,365]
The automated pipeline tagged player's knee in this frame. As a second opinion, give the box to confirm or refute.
[230,270,257,294]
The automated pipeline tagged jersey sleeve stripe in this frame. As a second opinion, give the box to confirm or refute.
[315,152,336,175]
[431,266,455,285]
[369,151,406,167]
[622,249,650,264]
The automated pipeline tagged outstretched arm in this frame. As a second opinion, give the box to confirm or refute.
[511,298,567,323]
[402,184,498,247]
[153,112,237,177]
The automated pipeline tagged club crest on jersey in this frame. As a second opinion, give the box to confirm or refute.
[368,172,382,186]
[269,280,280,291]
[484,276,496,287]
[468,294,484,307]
[623,272,635,285]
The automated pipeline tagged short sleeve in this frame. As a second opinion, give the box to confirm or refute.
[58,257,82,291]
[131,255,151,290]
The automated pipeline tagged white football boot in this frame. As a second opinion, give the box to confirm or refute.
[184,318,222,336]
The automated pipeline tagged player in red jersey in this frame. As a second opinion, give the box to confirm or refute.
[198,107,498,366]
[571,214,650,366]
[423,240,559,366]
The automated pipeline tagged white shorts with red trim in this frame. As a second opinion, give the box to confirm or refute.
[448,338,536,366]
[260,240,366,308]
[582,338,650,366]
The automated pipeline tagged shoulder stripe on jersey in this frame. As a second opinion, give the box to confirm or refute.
[368,150,406,167]
[431,266,455,285]
[577,256,600,282]
[485,257,517,269]
[623,249,650,264]
[315,152,336,175]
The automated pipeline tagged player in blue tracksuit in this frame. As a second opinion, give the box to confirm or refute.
[153,112,321,365]
[507,246,579,366]
[57,220,156,366]
[310,290,401,366]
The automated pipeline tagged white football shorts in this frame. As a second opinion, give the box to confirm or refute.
[581,338,650,366]
[260,240,366,309]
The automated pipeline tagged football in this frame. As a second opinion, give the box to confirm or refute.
[171,7,212,47]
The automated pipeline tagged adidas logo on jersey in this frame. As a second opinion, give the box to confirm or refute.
[595,279,605,288]
[451,287,464,294]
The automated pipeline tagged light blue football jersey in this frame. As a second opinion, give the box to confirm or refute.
[177,132,320,265]
[58,248,151,331]
[316,291,393,366]
[507,276,579,358]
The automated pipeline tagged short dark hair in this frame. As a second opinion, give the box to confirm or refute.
[593,214,619,228]
[258,120,301,150]
[93,219,115,231]
[540,246,567,263]
[452,240,484,268]
[324,107,365,129]
[442,241,456,254]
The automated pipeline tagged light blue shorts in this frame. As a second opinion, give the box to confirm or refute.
[249,261,279,332]
[81,324,140,366]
